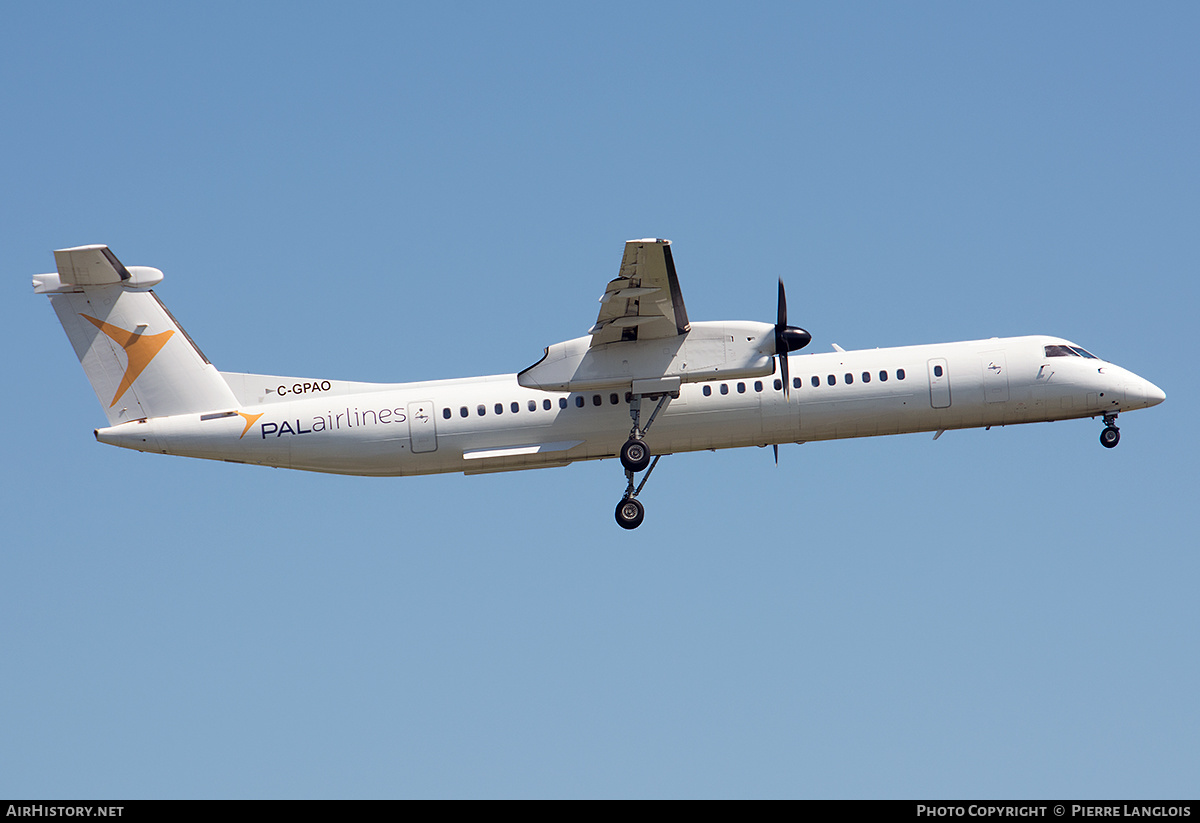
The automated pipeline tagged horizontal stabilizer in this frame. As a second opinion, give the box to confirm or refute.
[34,245,164,293]
[56,245,131,285]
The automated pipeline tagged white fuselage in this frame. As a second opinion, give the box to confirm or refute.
[94,334,1165,477]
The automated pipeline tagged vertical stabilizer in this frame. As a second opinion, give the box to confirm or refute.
[36,245,238,425]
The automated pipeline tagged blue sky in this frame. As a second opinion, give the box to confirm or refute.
[3,2,1197,798]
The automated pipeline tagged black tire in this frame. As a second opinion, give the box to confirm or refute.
[1100,426,1120,449]
[620,438,652,473]
[615,497,645,530]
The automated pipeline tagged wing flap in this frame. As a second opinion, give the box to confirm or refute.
[589,239,690,346]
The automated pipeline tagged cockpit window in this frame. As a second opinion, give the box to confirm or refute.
[1045,344,1101,359]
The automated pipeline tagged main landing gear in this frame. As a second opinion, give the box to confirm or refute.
[620,437,651,473]
[1100,412,1121,449]
[615,392,671,529]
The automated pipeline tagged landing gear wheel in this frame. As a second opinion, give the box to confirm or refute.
[615,497,645,530]
[1100,426,1121,449]
[620,438,652,473]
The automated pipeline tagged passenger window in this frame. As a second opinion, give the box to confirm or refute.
[511,402,520,413]
[933,365,943,377]
[544,399,552,411]
[897,369,906,380]
[827,375,836,386]
[811,376,819,388]
[879,371,888,382]
[528,400,537,412]
[703,385,712,396]
[460,406,469,418]
[610,393,619,405]
[477,405,486,416]
[862,372,870,383]
[592,394,602,406]
[754,381,763,392]
[845,373,853,384]
[559,397,567,409]
[720,384,729,395]
[737,382,746,393]
[442,408,451,419]
[494,403,503,415]
[575,396,584,408]
[792,377,801,390]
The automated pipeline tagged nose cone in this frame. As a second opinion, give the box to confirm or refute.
[1144,380,1166,407]
[1129,377,1166,409]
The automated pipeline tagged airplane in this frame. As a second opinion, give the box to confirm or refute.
[34,239,1166,530]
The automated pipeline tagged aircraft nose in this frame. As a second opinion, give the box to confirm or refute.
[1130,377,1166,408]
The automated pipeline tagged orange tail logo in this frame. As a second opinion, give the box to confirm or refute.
[236,412,263,438]
[80,315,174,407]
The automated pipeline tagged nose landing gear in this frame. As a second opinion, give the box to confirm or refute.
[1100,413,1121,449]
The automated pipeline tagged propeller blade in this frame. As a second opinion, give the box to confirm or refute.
[773,443,779,465]
[775,279,808,398]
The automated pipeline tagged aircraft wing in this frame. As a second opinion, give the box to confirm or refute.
[588,238,690,346]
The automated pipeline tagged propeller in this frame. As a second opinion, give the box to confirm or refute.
[775,279,812,399]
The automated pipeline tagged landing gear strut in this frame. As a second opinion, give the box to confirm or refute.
[1100,413,1120,449]
[614,391,671,529]
[616,455,661,530]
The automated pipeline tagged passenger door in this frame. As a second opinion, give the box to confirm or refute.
[407,400,438,453]
[981,351,1009,404]
[927,358,951,409]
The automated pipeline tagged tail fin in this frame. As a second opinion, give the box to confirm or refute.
[35,245,238,425]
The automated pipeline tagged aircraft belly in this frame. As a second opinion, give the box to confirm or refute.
[288,435,410,475]
[656,409,748,451]
[799,396,913,440]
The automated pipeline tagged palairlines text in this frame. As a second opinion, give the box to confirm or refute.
[260,406,407,437]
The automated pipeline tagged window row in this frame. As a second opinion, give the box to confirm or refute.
[442,392,626,419]
[703,369,908,395]
[702,380,767,396]
[441,368,913,419]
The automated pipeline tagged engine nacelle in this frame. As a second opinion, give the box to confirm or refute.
[518,320,777,392]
